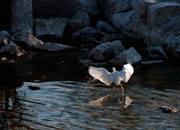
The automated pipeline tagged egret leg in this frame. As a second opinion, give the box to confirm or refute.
[120,84,125,104]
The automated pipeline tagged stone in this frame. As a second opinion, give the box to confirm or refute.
[11,0,33,34]
[12,32,75,52]
[148,2,180,30]
[111,11,135,30]
[68,11,91,31]
[99,0,132,20]
[0,40,25,57]
[111,47,142,65]
[96,20,117,33]
[89,40,124,61]
[79,0,99,15]
[0,31,11,38]
[159,106,178,113]
[71,26,106,40]
[34,18,68,38]
[137,0,158,19]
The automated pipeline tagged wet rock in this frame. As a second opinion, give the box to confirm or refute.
[89,40,124,61]
[111,47,142,65]
[11,0,33,34]
[34,18,68,38]
[68,11,90,31]
[148,2,180,30]
[0,40,25,57]
[146,46,168,59]
[124,96,133,108]
[71,26,106,41]
[99,0,132,20]
[96,21,117,33]
[79,0,99,15]
[0,31,11,38]
[0,35,9,47]
[101,34,124,42]
[12,32,75,51]
[28,85,40,90]
[1,57,8,62]
[159,106,178,113]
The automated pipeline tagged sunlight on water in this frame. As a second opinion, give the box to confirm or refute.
[0,80,180,130]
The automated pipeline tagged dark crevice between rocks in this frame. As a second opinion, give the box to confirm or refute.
[0,0,12,31]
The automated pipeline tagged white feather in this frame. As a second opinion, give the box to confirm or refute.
[88,64,134,85]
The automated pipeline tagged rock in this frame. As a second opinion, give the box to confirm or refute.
[96,20,117,33]
[89,40,124,61]
[141,60,163,65]
[71,26,106,40]
[0,35,9,47]
[8,60,15,64]
[99,0,132,20]
[137,0,158,20]
[148,2,180,30]
[34,18,68,38]
[12,32,75,52]
[101,34,123,42]
[0,31,11,38]
[1,57,8,62]
[111,11,135,30]
[11,0,33,34]
[28,85,40,90]
[146,46,168,59]
[159,106,178,113]
[68,11,90,31]
[111,47,142,65]
[79,0,99,15]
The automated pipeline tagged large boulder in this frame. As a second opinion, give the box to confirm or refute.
[89,40,124,61]
[79,0,99,15]
[111,47,142,65]
[34,18,68,38]
[11,0,33,34]
[68,11,91,31]
[96,20,117,33]
[148,2,180,30]
[71,26,106,40]
[12,32,74,52]
[99,0,132,20]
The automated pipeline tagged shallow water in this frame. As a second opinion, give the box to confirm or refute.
[0,78,180,130]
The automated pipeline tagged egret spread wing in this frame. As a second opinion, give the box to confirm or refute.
[88,66,113,86]
[121,64,134,83]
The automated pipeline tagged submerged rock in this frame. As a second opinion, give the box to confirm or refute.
[96,20,117,33]
[34,18,68,38]
[68,11,91,31]
[89,40,124,61]
[159,106,178,113]
[12,32,75,51]
[111,47,142,65]
[11,0,33,34]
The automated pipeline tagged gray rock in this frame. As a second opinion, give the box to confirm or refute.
[71,26,106,40]
[111,47,142,65]
[79,0,99,15]
[96,21,117,33]
[137,0,158,20]
[12,32,74,52]
[34,18,68,38]
[68,11,91,31]
[99,0,132,20]
[148,2,180,30]
[0,39,25,57]
[111,11,135,30]
[0,31,11,38]
[89,40,124,61]
[11,0,33,34]
[146,46,168,59]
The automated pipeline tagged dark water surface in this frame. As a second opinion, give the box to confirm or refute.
[0,64,180,130]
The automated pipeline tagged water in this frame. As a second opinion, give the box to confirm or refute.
[0,65,180,130]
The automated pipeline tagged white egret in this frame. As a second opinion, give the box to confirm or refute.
[88,64,134,101]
